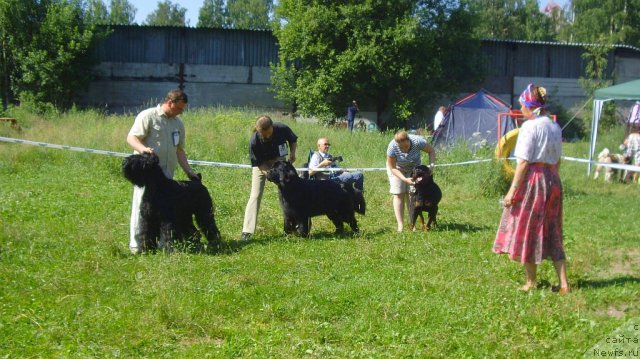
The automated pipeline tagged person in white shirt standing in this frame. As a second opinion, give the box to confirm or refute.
[126,89,199,254]
[493,83,569,295]
[432,106,446,132]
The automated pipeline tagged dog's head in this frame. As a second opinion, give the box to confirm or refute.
[122,152,161,187]
[597,148,611,161]
[411,164,433,186]
[266,160,299,187]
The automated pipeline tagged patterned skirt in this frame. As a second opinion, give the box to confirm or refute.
[493,164,565,264]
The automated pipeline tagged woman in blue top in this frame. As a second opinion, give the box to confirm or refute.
[386,130,436,232]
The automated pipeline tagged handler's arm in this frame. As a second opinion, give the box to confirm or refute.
[503,159,529,207]
[177,148,197,178]
[386,156,413,185]
[422,143,436,167]
[289,142,297,163]
[127,135,153,154]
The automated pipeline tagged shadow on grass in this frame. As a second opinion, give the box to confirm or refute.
[574,276,640,289]
[435,222,492,233]
[222,227,389,252]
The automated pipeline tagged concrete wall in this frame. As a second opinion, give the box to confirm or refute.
[616,57,640,83]
[81,55,640,119]
[513,77,589,109]
[81,62,283,113]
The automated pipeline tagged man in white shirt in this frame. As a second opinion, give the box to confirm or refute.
[126,89,198,254]
[433,106,446,131]
[308,137,364,191]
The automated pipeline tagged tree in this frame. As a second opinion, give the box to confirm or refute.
[145,0,187,26]
[0,0,44,108]
[520,0,556,41]
[227,0,272,29]
[579,39,616,129]
[109,0,136,25]
[464,0,557,41]
[84,0,109,25]
[83,0,135,25]
[569,0,640,47]
[272,0,482,128]
[10,1,101,111]
[197,0,228,28]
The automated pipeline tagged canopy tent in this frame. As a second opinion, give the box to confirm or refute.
[589,79,640,175]
[432,90,514,149]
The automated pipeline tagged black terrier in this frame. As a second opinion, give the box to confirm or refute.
[408,164,442,231]
[122,152,221,252]
[267,160,363,236]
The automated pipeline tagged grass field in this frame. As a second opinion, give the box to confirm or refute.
[1,107,638,357]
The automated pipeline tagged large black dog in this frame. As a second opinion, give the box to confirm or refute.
[122,153,221,251]
[267,160,364,236]
[408,164,442,231]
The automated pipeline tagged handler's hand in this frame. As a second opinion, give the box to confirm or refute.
[502,191,515,208]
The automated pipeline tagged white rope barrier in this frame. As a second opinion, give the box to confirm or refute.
[2,135,639,173]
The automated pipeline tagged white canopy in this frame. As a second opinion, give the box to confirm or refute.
[589,79,640,175]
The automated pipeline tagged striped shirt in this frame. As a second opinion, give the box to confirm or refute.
[386,134,427,173]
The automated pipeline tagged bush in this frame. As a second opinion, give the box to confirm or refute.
[479,160,511,198]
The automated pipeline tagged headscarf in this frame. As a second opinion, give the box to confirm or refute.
[519,83,547,116]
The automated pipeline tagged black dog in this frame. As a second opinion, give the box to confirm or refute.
[122,153,221,252]
[267,160,363,236]
[408,164,442,231]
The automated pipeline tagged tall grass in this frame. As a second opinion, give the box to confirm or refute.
[1,107,638,357]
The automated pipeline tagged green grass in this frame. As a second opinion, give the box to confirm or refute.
[1,107,638,357]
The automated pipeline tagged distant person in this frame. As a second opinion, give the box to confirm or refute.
[433,106,446,132]
[240,115,298,242]
[127,89,199,254]
[386,130,436,232]
[346,100,359,132]
[308,137,364,191]
[493,83,569,295]
[623,125,640,183]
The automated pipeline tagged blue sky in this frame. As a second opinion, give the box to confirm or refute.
[129,0,571,27]
[129,0,203,26]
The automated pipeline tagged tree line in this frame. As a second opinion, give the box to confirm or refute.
[83,0,273,28]
[1,0,639,126]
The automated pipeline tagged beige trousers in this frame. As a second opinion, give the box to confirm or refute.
[242,166,269,234]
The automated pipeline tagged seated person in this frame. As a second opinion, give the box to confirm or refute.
[308,137,364,191]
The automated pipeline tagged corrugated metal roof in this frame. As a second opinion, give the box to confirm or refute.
[94,26,636,80]
[96,25,278,66]
[482,38,640,53]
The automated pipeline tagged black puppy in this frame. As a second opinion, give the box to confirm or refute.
[122,152,221,252]
[408,164,442,231]
[267,160,363,236]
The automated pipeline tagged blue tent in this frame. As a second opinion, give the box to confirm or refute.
[432,90,514,148]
